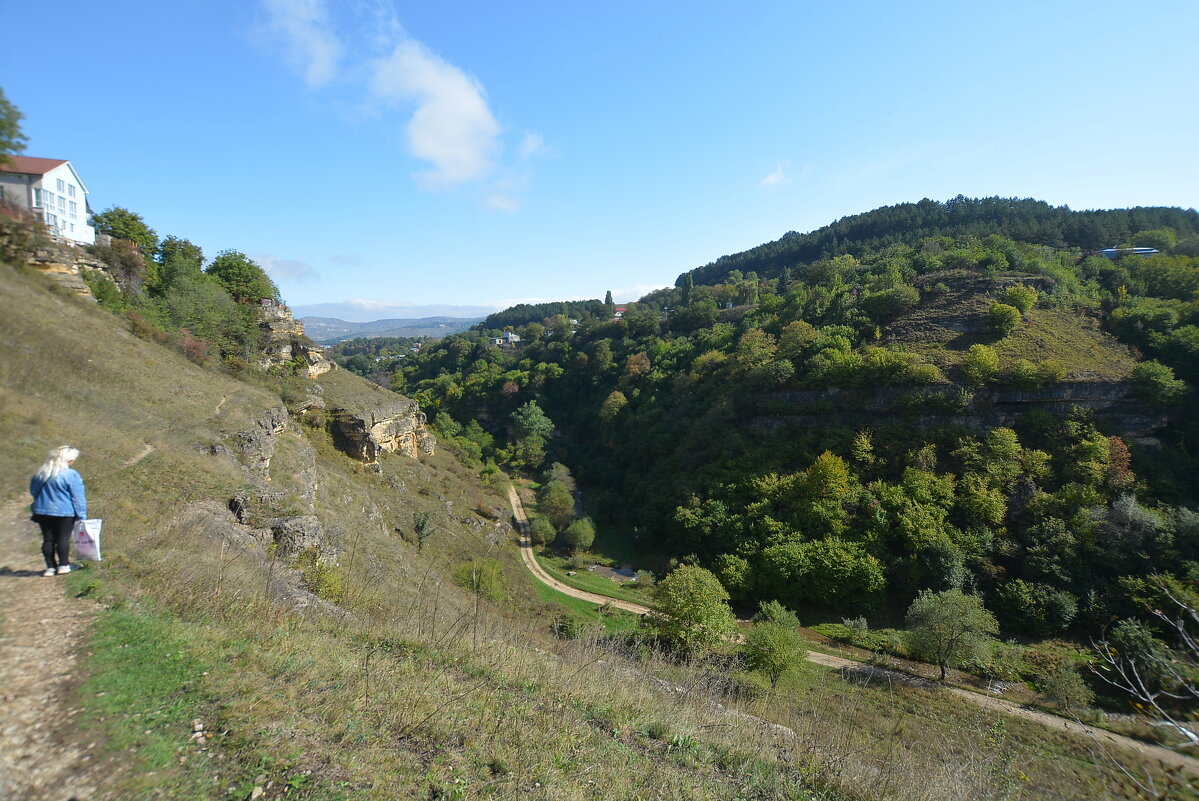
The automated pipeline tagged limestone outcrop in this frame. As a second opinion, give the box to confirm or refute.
[257,302,333,377]
[327,392,436,464]
[756,380,1168,439]
[24,242,110,299]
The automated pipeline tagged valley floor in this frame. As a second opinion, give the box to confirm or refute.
[507,485,1199,780]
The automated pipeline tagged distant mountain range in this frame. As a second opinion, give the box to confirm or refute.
[301,316,483,344]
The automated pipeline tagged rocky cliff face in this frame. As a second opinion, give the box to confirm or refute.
[327,394,437,464]
[755,380,1167,440]
[24,242,110,299]
[258,302,333,377]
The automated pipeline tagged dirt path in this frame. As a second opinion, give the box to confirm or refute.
[506,485,1199,775]
[0,501,99,801]
[508,485,650,616]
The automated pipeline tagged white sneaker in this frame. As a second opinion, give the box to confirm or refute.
[42,568,57,577]
[56,565,71,575]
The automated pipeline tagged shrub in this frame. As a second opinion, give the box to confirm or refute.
[753,599,800,629]
[961,344,999,387]
[1002,284,1038,313]
[82,270,125,312]
[1131,360,1187,405]
[987,302,1022,337]
[1039,666,1095,711]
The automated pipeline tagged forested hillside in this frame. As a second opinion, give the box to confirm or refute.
[397,199,1199,644]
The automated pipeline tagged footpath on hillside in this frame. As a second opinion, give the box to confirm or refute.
[0,501,100,801]
[506,485,1199,776]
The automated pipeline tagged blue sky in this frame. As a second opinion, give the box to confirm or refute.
[4,1,1197,320]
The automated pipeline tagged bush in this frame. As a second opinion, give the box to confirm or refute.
[1131,360,1187,405]
[81,270,125,312]
[1002,284,1038,313]
[987,302,1022,337]
[961,344,999,387]
[753,599,800,629]
[1039,666,1095,711]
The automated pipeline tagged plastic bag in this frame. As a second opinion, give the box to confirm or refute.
[71,518,102,561]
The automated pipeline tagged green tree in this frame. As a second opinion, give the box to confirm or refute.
[529,517,556,547]
[743,622,807,688]
[562,517,596,553]
[1131,228,1177,253]
[905,589,998,680]
[156,235,204,292]
[649,564,736,651]
[91,206,159,257]
[511,400,554,440]
[205,249,279,303]
[0,87,27,166]
[599,390,628,421]
[538,480,575,531]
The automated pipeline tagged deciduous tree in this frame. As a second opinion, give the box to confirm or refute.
[650,565,736,651]
[905,589,998,680]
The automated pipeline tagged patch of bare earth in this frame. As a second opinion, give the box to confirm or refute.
[0,501,98,801]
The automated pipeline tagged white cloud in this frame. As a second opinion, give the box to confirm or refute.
[257,254,318,281]
[519,132,546,159]
[761,162,790,187]
[485,194,520,212]
[261,0,342,88]
[370,40,501,187]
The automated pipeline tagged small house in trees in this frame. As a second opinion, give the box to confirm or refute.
[490,331,522,347]
[0,156,95,245]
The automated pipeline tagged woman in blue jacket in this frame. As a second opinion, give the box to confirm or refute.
[29,445,87,577]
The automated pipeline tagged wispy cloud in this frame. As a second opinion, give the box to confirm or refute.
[370,40,501,187]
[519,132,546,160]
[261,0,341,88]
[262,0,534,201]
[329,253,365,265]
[761,161,790,187]
[258,254,318,281]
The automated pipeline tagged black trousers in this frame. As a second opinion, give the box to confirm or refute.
[37,515,73,569]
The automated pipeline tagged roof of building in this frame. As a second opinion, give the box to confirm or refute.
[0,156,68,175]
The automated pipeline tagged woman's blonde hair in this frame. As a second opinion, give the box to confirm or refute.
[35,445,80,481]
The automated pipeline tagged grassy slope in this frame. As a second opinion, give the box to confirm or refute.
[0,262,1188,801]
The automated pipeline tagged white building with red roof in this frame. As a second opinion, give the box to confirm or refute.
[0,156,95,245]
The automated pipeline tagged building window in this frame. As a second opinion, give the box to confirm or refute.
[57,179,65,192]
[44,190,54,205]
[58,195,65,209]
[33,188,42,206]
[46,212,58,227]
[68,185,76,198]
[69,201,77,214]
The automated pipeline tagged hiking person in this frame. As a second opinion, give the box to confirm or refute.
[29,445,87,577]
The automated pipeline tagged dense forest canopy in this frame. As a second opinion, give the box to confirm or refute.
[680,196,1199,290]
[386,199,1199,644]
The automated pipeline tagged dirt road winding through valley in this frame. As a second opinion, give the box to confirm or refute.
[506,485,1199,776]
